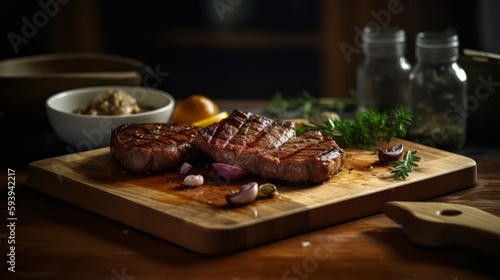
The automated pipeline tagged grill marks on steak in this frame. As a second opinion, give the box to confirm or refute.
[110,110,345,183]
[110,123,200,173]
[257,131,345,184]
[194,110,345,184]
[195,110,296,169]
[204,110,295,150]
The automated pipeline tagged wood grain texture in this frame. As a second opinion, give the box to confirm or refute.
[26,139,476,255]
[2,156,499,280]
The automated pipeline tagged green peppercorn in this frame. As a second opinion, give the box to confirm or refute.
[259,183,278,196]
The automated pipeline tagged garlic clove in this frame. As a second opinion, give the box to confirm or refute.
[182,174,204,187]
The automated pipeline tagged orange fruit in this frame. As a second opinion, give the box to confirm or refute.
[171,95,220,124]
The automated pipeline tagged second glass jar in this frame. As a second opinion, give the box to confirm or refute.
[356,26,412,115]
[408,30,467,151]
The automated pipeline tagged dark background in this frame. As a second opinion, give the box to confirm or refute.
[1,0,500,167]
[1,0,497,100]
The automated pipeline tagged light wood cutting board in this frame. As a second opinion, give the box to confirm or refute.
[27,138,476,255]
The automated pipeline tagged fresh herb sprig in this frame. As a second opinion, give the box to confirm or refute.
[264,91,354,120]
[389,150,421,180]
[296,106,413,149]
[265,91,317,120]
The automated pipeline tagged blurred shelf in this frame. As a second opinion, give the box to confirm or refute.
[156,28,320,49]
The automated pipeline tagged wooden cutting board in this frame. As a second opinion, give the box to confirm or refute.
[27,138,476,255]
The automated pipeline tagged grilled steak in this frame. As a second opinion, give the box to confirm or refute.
[194,110,345,184]
[194,109,296,166]
[110,123,201,173]
[256,130,345,183]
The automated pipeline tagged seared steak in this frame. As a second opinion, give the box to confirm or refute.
[194,109,296,167]
[110,123,200,173]
[194,110,345,184]
[256,130,344,183]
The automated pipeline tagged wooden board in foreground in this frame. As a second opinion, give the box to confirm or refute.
[27,139,476,255]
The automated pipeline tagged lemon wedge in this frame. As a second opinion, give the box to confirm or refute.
[192,111,229,128]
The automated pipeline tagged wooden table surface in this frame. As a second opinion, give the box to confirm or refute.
[2,158,500,280]
[1,101,500,280]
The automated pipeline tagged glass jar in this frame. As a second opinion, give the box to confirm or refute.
[408,30,467,151]
[356,26,412,114]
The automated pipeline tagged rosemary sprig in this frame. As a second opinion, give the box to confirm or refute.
[389,150,421,180]
[296,106,413,149]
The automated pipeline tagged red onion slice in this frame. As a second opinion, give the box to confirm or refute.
[378,143,404,164]
[226,182,259,205]
[180,162,193,175]
[212,163,249,181]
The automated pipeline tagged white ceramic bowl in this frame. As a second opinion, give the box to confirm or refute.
[46,86,174,150]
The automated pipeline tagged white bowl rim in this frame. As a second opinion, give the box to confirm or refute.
[46,85,174,119]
